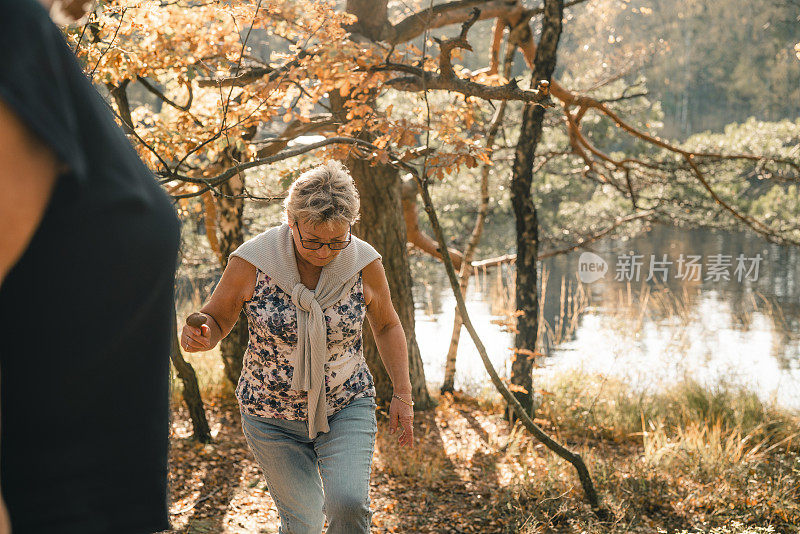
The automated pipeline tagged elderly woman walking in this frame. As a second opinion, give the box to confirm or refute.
[181,160,414,533]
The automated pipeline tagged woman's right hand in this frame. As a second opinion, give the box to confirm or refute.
[179,256,256,353]
[180,319,212,352]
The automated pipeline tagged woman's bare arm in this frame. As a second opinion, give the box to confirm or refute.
[181,256,256,351]
[363,259,411,393]
[0,96,62,533]
[0,98,60,288]
[363,258,414,447]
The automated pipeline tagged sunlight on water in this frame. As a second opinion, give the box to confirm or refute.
[412,225,800,410]
[415,285,800,410]
[414,290,513,392]
[544,292,800,409]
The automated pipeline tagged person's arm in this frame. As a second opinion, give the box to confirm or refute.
[363,258,414,448]
[0,96,62,534]
[181,256,256,352]
[0,98,61,288]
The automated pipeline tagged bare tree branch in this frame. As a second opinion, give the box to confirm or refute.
[383,72,551,104]
[253,115,337,158]
[471,208,657,269]
[386,0,589,45]
[161,136,379,196]
[499,15,800,246]
[196,49,312,88]
[434,7,481,78]
[137,76,204,126]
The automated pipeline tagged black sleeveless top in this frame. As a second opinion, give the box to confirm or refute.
[0,1,180,532]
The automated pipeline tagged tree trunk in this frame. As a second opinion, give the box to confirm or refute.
[505,0,564,424]
[340,0,433,411]
[170,308,212,443]
[348,159,433,411]
[345,0,388,39]
[215,158,248,388]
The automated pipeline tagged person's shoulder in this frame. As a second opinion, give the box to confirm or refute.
[360,258,385,305]
[0,1,62,64]
[361,257,383,271]
[1,0,43,17]
[229,224,284,257]
[351,234,382,261]
[0,0,93,181]
[228,254,258,274]
[0,94,62,170]
[0,0,54,37]
[245,223,287,243]
[226,255,257,301]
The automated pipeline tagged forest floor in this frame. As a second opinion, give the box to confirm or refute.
[161,385,800,534]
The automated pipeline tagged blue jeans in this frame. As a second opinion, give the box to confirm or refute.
[240,395,378,534]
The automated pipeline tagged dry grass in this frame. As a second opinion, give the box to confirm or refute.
[167,372,800,533]
[170,263,800,532]
[479,371,800,532]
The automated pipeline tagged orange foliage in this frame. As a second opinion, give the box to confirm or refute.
[69,1,496,189]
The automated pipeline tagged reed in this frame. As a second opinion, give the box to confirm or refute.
[494,370,800,531]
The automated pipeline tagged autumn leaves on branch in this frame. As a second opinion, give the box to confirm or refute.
[73,0,798,244]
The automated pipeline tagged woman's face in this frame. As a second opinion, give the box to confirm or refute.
[290,218,351,268]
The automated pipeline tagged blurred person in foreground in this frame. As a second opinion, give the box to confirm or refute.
[0,0,181,532]
[181,161,415,534]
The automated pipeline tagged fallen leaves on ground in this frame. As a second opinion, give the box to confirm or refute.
[160,391,799,533]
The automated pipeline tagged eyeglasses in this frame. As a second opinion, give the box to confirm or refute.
[294,222,352,250]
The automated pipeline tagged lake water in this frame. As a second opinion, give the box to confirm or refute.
[412,225,800,410]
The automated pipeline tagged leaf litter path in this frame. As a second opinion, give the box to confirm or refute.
[161,391,535,533]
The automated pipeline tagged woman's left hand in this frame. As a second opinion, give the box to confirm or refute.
[389,394,414,448]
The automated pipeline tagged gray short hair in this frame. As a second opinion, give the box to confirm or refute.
[282,160,361,228]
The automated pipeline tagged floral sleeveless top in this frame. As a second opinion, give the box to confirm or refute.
[235,267,376,420]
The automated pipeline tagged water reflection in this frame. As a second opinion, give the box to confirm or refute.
[412,225,800,409]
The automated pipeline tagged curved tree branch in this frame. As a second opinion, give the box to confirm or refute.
[136,76,205,127]
[385,0,589,45]
[508,16,799,246]
[164,136,383,199]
